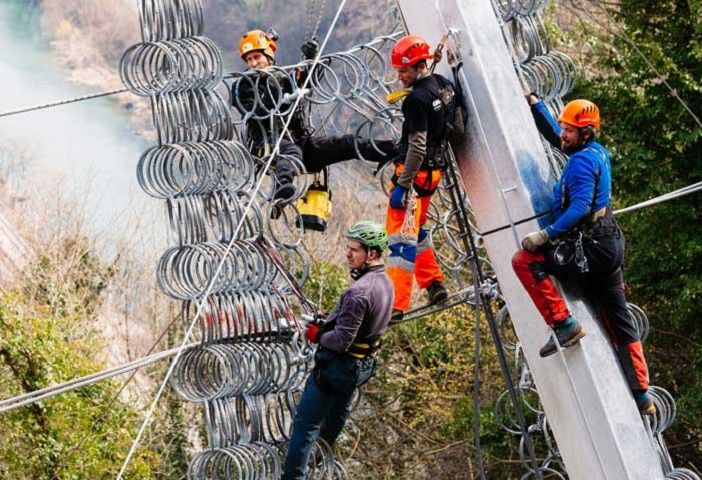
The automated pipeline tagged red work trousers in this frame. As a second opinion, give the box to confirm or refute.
[512,239,649,391]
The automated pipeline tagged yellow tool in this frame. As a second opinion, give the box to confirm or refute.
[386,88,411,104]
[296,168,333,232]
[385,33,449,105]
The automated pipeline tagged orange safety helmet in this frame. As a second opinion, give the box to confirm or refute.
[239,29,277,60]
[558,99,601,131]
[391,35,433,69]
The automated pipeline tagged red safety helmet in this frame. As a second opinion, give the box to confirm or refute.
[558,99,601,131]
[391,35,433,69]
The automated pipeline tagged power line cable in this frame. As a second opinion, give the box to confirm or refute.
[0,340,197,414]
[0,88,129,119]
[50,312,185,477]
[614,180,702,215]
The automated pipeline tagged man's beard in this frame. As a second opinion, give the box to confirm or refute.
[562,140,583,154]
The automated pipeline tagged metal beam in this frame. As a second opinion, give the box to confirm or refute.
[396,0,665,478]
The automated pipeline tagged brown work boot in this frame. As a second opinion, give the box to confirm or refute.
[539,317,586,358]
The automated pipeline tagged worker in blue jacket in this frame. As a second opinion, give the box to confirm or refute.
[512,95,655,415]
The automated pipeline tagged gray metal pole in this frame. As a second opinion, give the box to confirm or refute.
[395,0,665,478]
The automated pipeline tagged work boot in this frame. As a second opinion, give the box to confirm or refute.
[273,183,296,204]
[539,317,586,358]
[426,280,448,305]
[633,389,657,415]
[390,309,404,325]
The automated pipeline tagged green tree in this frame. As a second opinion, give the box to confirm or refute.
[0,234,174,479]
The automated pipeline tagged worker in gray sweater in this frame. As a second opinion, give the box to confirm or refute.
[282,221,394,480]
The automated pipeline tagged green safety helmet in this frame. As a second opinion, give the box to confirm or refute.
[346,221,389,252]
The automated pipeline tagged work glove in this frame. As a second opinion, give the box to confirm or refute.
[305,323,321,343]
[389,184,408,209]
[301,38,319,60]
[521,230,549,252]
[525,92,539,105]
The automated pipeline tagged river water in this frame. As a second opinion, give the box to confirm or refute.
[0,0,161,248]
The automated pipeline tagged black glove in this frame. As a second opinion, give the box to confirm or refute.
[301,38,319,60]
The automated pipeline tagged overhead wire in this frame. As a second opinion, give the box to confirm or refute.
[0,341,197,414]
[0,87,129,119]
[49,312,186,476]
[614,181,702,215]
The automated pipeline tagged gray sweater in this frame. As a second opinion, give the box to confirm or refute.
[319,265,394,353]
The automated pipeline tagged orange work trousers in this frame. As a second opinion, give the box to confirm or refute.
[386,166,444,312]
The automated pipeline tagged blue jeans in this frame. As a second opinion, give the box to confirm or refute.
[282,349,375,480]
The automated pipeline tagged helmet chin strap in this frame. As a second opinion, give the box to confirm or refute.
[350,252,373,280]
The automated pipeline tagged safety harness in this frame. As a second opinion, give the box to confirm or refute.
[551,146,620,272]
[317,317,381,359]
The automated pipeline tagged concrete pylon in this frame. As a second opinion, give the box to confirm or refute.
[395,0,664,478]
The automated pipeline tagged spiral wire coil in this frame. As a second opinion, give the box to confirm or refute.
[120,1,337,477]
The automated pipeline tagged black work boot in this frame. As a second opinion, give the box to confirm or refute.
[426,280,448,305]
[270,181,296,219]
[273,183,296,204]
[390,309,404,325]
[539,317,586,358]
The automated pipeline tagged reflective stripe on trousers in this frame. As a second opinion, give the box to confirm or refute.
[386,168,444,312]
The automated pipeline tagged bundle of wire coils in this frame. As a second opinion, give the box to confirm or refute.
[119,1,337,477]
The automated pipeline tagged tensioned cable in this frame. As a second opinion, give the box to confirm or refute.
[115,0,349,477]
[0,88,129,118]
[0,342,197,414]
[478,177,702,235]
[0,31,401,120]
[614,180,702,215]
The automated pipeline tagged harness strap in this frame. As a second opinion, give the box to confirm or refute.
[397,141,448,170]
[347,339,381,359]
